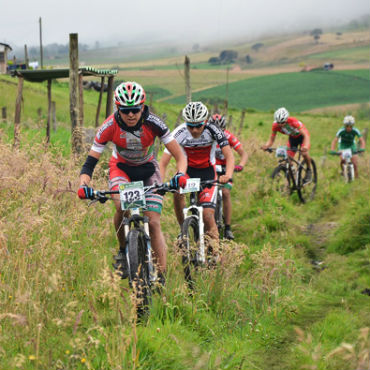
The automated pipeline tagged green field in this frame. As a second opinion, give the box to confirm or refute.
[0,75,370,370]
[165,69,370,111]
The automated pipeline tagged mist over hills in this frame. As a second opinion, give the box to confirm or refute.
[8,14,369,65]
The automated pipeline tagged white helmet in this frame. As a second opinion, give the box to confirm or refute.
[274,107,289,123]
[343,115,355,126]
[182,102,208,124]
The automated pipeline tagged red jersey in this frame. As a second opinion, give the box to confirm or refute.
[215,130,241,165]
[271,117,308,139]
[91,106,173,165]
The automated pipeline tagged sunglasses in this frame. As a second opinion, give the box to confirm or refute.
[118,105,142,114]
[186,122,205,129]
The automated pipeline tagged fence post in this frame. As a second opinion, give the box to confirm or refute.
[184,56,191,103]
[69,33,82,154]
[52,101,56,132]
[14,77,24,149]
[46,79,51,143]
[362,127,368,143]
[1,107,6,122]
[95,76,105,127]
[237,109,246,137]
[78,72,84,127]
[105,76,114,118]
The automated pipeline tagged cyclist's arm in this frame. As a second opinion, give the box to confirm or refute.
[300,128,311,152]
[330,137,339,151]
[164,139,187,175]
[220,145,234,182]
[159,151,172,182]
[79,150,101,186]
[358,136,366,150]
[235,145,248,167]
[262,133,276,150]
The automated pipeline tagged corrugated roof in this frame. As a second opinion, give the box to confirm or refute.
[11,66,118,82]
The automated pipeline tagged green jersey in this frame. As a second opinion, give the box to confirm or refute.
[336,127,362,150]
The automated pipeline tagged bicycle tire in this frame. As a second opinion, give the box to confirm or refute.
[297,158,317,203]
[271,165,293,196]
[180,216,200,290]
[126,228,152,317]
[214,189,224,237]
[346,164,354,183]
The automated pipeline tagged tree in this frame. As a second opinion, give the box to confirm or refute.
[219,50,238,63]
[310,28,323,43]
[251,43,264,52]
[208,57,220,65]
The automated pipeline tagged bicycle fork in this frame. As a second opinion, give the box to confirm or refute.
[183,205,206,264]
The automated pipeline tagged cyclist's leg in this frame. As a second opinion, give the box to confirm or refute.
[144,210,166,274]
[109,158,131,248]
[173,192,186,226]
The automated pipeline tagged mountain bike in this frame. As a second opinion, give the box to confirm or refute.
[330,149,357,183]
[266,146,317,203]
[88,181,172,317]
[178,179,220,290]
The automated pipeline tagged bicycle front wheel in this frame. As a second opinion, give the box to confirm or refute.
[180,216,200,290]
[346,163,354,183]
[126,228,152,317]
[271,165,292,196]
[214,190,224,237]
[297,159,317,203]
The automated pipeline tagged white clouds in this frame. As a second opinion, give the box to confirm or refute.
[0,0,368,47]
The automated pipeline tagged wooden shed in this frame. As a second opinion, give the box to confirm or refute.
[11,66,117,147]
[0,42,12,74]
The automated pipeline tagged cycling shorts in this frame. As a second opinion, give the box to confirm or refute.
[287,135,310,157]
[108,157,163,214]
[187,166,217,209]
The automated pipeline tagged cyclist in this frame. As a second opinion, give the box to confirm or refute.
[330,115,365,178]
[261,107,313,182]
[208,114,248,240]
[77,81,187,282]
[159,102,234,247]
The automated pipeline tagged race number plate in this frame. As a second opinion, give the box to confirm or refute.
[119,181,146,210]
[276,146,288,159]
[180,178,201,194]
[341,148,352,160]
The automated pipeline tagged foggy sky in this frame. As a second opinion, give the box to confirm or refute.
[1,0,369,48]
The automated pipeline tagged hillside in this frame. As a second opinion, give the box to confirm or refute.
[0,79,369,370]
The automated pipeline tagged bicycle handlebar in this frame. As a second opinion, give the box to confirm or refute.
[264,147,299,153]
[90,182,176,204]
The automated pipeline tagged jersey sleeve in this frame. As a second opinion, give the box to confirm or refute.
[147,113,173,144]
[353,128,362,137]
[226,131,241,150]
[336,128,345,137]
[271,122,279,136]
[208,123,229,148]
[91,118,114,153]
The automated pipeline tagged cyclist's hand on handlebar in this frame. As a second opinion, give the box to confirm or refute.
[169,172,189,189]
[218,175,231,184]
[234,165,244,172]
[358,148,365,153]
[261,145,270,151]
[78,185,94,199]
[300,146,308,153]
[329,150,337,155]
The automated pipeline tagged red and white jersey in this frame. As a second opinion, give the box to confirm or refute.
[271,117,308,139]
[215,130,241,165]
[164,122,229,168]
[91,107,173,165]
